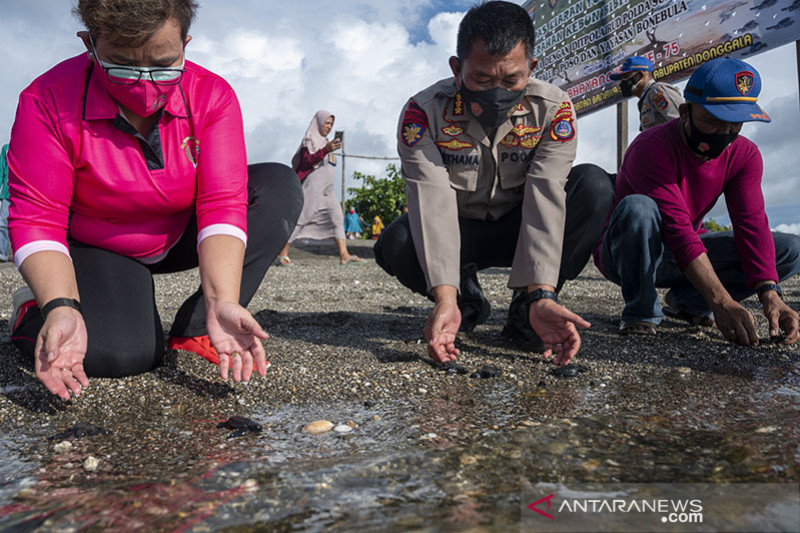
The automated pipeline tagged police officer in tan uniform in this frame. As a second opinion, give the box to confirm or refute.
[610,56,682,131]
[374,1,615,365]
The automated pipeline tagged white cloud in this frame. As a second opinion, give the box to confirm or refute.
[0,1,796,215]
[774,223,800,235]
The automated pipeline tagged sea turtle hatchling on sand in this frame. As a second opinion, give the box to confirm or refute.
[48,423,111,441]
[217,416,263,438]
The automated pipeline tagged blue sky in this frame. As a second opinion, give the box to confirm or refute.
[1,1,797,225]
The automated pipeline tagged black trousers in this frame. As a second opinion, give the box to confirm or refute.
[13,163,303,378]
[374,163,615,297]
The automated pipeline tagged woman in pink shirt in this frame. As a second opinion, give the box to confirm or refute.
[7,0,303,400]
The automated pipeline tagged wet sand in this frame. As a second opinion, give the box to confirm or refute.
[0,241,798,531]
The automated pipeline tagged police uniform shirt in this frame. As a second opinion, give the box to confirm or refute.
[638,79,682,131]
[397,77,577,292]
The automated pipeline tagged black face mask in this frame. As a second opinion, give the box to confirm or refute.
[460,78,525,130]
[620,73,643,97]
[685,108,738,159]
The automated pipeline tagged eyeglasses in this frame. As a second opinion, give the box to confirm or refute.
[102,65,184,86]
[89,34,185,86]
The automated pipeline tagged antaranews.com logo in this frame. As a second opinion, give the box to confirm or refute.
[528,493,703,524]
[520,483,800,533]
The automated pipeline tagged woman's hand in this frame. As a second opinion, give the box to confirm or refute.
[325,139,342,153]
[206,299,269,383]
[34,307,89,400]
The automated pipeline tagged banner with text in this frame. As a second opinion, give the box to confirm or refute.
[522,0,800,116]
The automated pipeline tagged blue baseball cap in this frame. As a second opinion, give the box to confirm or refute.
[609,56,654,80]
[683,57,770,123]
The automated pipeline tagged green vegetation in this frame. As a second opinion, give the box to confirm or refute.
[346,164,407,236]
[702,217,732,232]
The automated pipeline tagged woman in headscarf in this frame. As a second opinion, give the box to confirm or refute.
[276,110,364,266]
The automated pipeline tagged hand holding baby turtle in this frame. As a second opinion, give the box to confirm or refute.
[757,334,788,347]
[217,416,263,438]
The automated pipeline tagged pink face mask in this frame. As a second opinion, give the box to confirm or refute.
[96,72,180,117]
[91,37,184,117]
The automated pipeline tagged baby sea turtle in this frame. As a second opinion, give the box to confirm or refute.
[48,423,111,441]
[552,364,589,378]
[758,334,787,347]
[217,416,263,438]
[437,361,470,375]
[469,365,503,379]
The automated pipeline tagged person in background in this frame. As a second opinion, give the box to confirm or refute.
[595,57,800,344]
[610,56,682,131]
[344,206,364,239]
[371,215,384,240]
[0,143,10,261]
[374,1,614,365]
[7,0,303,400]
[276,110,365,266]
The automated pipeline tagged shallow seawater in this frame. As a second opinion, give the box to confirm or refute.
[0,366,798,532]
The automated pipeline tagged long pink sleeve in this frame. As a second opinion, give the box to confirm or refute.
[8,55,248,265]
[613,120,778,287]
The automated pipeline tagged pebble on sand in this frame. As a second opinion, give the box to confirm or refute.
[755,426,778,434]
[333,424,353,434]
[304,420,334,435]
[83,456,99,471]
[53,441,73,453]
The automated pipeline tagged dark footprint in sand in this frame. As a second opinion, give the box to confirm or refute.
[48,423,111,440]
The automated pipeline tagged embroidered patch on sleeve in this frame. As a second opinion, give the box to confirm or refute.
[550,117,575,142]
[652,91,668,110]
[402,101,428,147]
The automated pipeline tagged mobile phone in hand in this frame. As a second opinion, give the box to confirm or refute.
[334,130,344,142]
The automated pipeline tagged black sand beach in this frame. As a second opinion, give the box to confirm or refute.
[0,241,798,531]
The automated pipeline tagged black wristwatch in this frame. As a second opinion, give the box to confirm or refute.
[525,288,559,311]
[41,298,83,320]
[756,283,783,300]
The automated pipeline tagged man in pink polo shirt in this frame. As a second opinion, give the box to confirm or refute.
[596,57,800,345]
[7,0,303,400]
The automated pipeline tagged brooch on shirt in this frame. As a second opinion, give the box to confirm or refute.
[181,136,200,168]
[500,134,519,148]
[435,139,474,151]
[441,125,464,136]
[511,124,541,138]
